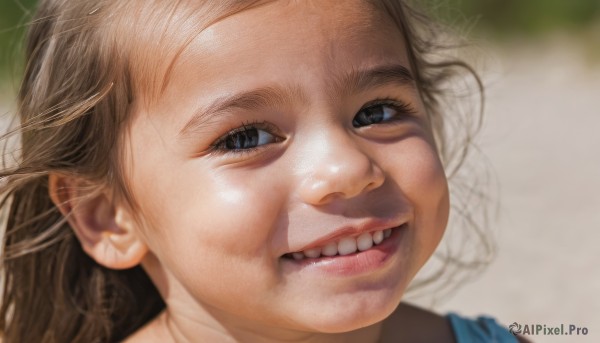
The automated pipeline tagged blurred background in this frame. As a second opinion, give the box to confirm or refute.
[1,1,599,342]
[418,2,600,343]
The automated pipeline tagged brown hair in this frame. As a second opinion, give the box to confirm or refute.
[0,0,486,342]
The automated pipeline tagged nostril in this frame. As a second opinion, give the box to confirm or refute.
[365,181,377,192]
[368,164,385,189]
[364,178,384,193]
[317,192,345,205]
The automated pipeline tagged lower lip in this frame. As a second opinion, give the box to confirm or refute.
[281,224,407,277]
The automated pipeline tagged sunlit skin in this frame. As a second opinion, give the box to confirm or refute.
[120,1,450,342]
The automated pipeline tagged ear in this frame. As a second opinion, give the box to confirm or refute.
[48,173,148,270]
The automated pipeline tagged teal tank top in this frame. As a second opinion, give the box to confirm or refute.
[447,313,519,343]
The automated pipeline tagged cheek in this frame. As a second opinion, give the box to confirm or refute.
[133,160,288,260]
[384,138,449,258]
[180,171,288,255]
[130,161,292,308]
[414,152,449,261]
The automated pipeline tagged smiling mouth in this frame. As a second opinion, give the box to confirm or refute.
[282,224,405,260]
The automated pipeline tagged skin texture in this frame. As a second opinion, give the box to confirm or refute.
[60,1,452,342]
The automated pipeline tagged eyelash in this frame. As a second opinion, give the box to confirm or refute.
[361,98,417,120]
[209,121,278,156]
[208,98,416,156]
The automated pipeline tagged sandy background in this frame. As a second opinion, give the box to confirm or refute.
[409,37,600,343]
[1,36,598,342]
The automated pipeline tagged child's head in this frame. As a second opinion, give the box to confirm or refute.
[1,0,481,341]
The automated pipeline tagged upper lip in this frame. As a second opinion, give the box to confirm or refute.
[291,217,407,253]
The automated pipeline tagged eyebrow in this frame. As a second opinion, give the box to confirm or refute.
[179,85,306,137]
[179,63,415,137]
[331,63,415,99]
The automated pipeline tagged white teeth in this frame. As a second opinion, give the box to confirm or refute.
[383,229,392,238]
[289,227,397,260]
[373,230,384,245]
[321,242,338,256]
[337,237,357,256]
[356,232,373,251]
[304,248,321,258]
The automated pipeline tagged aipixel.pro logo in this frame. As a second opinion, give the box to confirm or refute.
[508,322,588,336]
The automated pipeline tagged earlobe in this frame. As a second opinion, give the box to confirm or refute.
[48,174,148,270]
[92,206,148,269]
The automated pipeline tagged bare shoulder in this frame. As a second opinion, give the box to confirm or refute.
[380,303,534,343]
[380,302,456,343]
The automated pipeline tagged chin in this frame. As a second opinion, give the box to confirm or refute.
[299,287,405,333]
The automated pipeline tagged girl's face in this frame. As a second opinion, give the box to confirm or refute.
[124,0,449,339]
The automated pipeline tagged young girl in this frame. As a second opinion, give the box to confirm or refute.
[0,0,528,342]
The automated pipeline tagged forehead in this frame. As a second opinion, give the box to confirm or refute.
[179,2,399,70]
[126,0,410,110]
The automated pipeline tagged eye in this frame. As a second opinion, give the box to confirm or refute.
[352,101,413,128]
[212,122,281,152]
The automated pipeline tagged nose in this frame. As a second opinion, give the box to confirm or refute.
[297,131,385,206]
